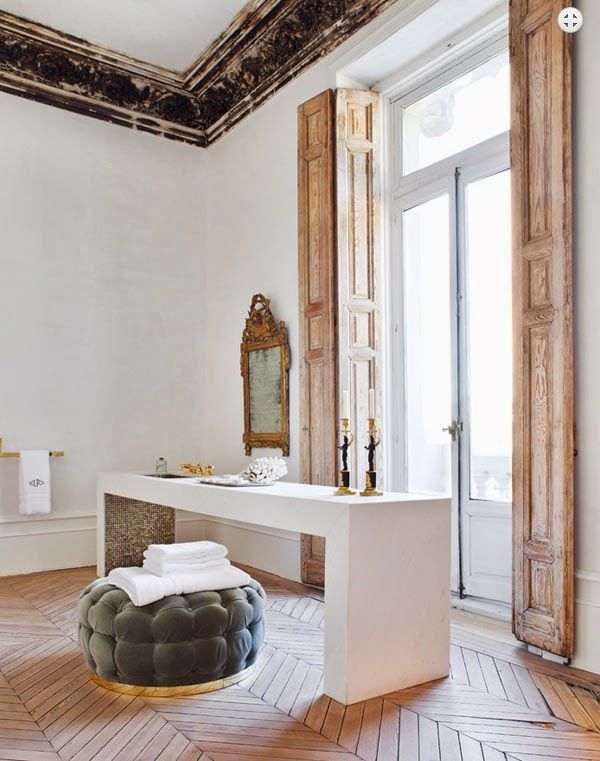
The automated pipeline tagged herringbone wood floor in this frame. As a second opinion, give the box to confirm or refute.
[1,567,600,760]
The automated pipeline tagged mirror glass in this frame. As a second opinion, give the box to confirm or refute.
[249,347,282,433]
[241,293,289,456]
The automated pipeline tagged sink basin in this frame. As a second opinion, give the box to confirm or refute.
[143,473,189,479]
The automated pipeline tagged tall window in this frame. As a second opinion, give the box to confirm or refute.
[388,44,512,603]
[402,52,509,175]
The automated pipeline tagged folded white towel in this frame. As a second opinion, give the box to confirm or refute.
[144,540,227,562]
[19,451,51,515]
[107,565,251,607]
[143,557,231,577]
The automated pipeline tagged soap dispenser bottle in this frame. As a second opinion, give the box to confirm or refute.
[155,457,168,475]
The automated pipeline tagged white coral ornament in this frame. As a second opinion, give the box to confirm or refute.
[241,457,287,484]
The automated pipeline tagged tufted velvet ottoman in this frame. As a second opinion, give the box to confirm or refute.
[77,577,266,696]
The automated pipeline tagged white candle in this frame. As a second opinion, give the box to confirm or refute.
[368,388,375,419]
[341,390,350,420]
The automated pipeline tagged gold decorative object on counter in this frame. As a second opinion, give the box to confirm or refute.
[179,462,214,476]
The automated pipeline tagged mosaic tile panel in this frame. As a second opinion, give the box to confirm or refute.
[104,494,175,574]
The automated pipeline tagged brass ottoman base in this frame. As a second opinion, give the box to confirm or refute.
[90,665,254,697]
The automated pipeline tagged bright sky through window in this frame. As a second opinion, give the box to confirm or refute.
[403,51,510,174]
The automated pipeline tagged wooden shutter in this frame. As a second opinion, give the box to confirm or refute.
[336,89,381,488]
[298,90,337,586]
[511,0,574,657]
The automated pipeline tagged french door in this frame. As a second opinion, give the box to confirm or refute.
[457,162,512,603]
[391,135,512,603]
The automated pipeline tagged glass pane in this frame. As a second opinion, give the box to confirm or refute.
[466,170,512,502]
[403,51,509,174]
[404,194,452,495]
[249,347,282,433]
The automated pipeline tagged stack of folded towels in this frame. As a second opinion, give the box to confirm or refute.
[107,541,250,607]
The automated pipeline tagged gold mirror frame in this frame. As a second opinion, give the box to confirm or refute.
[241,294,290,456]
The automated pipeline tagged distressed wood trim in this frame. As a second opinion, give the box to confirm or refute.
[335,88,382,489]
[298,90,337,587]
[510,0,574,658]
[0,0,399,147]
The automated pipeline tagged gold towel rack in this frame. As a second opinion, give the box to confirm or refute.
[0,437,64,459]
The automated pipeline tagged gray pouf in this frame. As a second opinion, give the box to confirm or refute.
[77,577,266,693]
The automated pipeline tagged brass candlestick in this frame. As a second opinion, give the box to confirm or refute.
[360,418,382,496]
[334,418,356,496]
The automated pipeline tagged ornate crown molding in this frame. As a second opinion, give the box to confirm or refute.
[0,12,204,146]
[0,0,396,147]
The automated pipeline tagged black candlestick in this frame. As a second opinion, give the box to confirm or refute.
[360,418,382,496]
[339,433,351,470]
[365,434,377,471]
[334,418,356,496]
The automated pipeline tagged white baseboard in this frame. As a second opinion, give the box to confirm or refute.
[575,569,600,607]
[0,509,302,582]
[175,513,301,582]
[451,593,511,622]
[454,571,600,674]
[174,511,205,542]
[204,517,301,582]
[0,511,96,576]
[573,569,600,674]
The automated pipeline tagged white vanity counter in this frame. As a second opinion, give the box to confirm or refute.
[97,472,451,705]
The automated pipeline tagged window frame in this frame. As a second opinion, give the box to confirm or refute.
[383,34,511,492]
[382,38,511,596]
[387,33,509,189]
[387,132,510,493]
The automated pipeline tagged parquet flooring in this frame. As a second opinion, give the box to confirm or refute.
[0,567,599,760]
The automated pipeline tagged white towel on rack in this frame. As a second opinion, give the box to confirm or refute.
[19,451,51,515]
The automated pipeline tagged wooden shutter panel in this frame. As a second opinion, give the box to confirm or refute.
[511,0,574,657]
[298,90,337,586]
[336,89,381,487]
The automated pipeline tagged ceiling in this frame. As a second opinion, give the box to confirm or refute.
[0,0,250,71]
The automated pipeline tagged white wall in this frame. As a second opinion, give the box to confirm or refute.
[0,0,388,579]
[0,94,207,574]
[201,64,334,480]
[573,0,600,674]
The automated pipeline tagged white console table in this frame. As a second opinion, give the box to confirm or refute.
[97,473,450,705]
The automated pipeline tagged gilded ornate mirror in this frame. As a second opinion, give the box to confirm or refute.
[241,294,290,456]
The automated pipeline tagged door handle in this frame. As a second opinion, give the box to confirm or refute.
[443,420,463,442]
